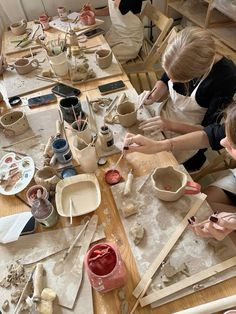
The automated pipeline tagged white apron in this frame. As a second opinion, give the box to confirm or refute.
[154,79,207,163]
[210,169,236,195]
[105,0,144,63]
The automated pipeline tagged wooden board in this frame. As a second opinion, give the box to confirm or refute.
[49,12,104,34]
[111,165,236,307]
[2,50,56,98]
[4,23,44,55]
[0,224,104,313]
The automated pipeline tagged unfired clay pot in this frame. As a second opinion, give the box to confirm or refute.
[95,49,112,69]
[13,58,39,75]
[10,19,27,35]
[151,166,201,202]
[0,111,29,136]
[114,101,137,127]
[34,166,60,192]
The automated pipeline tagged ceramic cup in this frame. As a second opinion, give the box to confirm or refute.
[49,52,68,76]
[57,6,68,21]
[26,184,48,206]
[39,14,50,30]
[80,10,95,25]
[73,137,98,173]
[10,19,27,35]
[13,58,39,75]
[151,166,201,202]
[71,119,92,144]
[113,101,137,128]
[59,96,83,124]
[34,166,60,192]
[95,49,113,69]
[0,111,29,136]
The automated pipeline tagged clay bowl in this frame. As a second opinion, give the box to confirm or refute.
[0,111,29,136]
[104,169,121,185]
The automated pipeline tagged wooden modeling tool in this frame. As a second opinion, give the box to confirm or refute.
[71,105,80,131]
[123,169,133,196]
[86,96,98,134]
[113,153,124,170]
[32,263,44,303]
[137,172,153,192]
[69,198,73,225]
[53,220,89,275]
[1,135,41,149]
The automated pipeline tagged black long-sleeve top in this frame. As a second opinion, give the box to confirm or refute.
[204,123,225,150]
[118,0,144,15]
[161,57,236,127]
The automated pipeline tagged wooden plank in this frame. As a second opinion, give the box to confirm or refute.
[141,256,236,307]
[132,193,207,298]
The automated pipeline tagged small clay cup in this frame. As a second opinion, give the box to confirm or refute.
[10,19,27,35]
[59,97,84,124]
[95,49,112,69]
[34,166,60,192]
[13,58,39,75]
[113,101,137,128]
[26,185,48,206]
[151,166,201,202]
[0,111,29,136]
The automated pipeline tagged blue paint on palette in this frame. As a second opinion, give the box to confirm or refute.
[25,173,28,178]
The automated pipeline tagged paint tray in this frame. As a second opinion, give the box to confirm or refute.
[55,173,101,217]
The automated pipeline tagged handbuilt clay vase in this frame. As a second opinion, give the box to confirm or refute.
[95,49,112,69]
[151,166,201,202]
[0,111,29,136]
[13,58,39,75]
[114,101,137,128]
[10,19,27,35]
[34,166,60,192]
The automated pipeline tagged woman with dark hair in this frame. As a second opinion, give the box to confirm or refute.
[123,102,236,240]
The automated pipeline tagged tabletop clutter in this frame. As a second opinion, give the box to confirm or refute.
[0,5,236,314]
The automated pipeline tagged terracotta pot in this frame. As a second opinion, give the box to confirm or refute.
[34,166,60,192]
[151,166,201,202]
[10,19,27,35]
[0,111,29,136]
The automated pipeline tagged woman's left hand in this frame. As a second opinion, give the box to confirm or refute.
[189,212,236,241]
[139,116,170,132]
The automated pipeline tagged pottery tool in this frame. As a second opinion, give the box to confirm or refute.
[69,198,73,225]
[81,117,88,131]
[35,75,60,84]
[123,169,133,196]
[86,96,98,134]
[1,135,41,149]
[13,266,36,314]
[53,220,89,275]
[112,153,124,170]
[105,95,118,113]
[132,194,207,308]
[137,172,153,192]
[32,263,44,303]
[71,105,80,131]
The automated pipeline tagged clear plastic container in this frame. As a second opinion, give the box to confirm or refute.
[84,242,127,293]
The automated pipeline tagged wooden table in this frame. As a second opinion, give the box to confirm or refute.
[1,24,236,314]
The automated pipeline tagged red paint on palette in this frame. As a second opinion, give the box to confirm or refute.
[104,169,121,185]
[5,157,13,163]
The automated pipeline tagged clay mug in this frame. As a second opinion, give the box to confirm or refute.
[151,166,201,202]
[0,54,8,75]
[0,111,29,136]
[113,101,137,128]
[34,166,60,192]
[10,19,27,35]
[59,96,84,124]
[95,49,112,69]
[13,58,39,75]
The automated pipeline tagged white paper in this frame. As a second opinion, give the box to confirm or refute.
[0,212,32,243]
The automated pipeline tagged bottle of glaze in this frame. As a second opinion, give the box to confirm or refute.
[99,125,114,152]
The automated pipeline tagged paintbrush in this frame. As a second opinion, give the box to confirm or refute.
[112,153,124,170]
[190,213,236,227]
[72,105,81,131]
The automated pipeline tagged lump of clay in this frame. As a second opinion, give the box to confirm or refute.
[2,299,9,311]
[121,203,138,218]
[37,288,57,314]
[130,222,145,245]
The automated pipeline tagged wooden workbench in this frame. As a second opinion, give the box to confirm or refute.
[1,25,236,314]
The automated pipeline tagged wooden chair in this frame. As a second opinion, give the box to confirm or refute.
[122,2,174,75]
[124,26,178,94]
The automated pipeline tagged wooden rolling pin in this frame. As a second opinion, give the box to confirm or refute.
[33,263,44,303]
[173,295,236,314]
[123,169,133,196]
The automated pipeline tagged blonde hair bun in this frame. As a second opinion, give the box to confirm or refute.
[162,27,215,82]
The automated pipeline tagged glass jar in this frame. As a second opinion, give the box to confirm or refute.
[31,198,58,227]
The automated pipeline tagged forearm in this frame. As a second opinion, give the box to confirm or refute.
[94,6,109,16]
[151,81,168,102]
[166,120,204,134]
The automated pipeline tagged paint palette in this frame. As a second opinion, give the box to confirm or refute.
[0,153,35,195]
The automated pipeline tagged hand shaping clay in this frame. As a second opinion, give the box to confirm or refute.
[122,203,138,218]
[130,222,145,245]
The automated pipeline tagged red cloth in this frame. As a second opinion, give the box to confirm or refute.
[88,244,117,276]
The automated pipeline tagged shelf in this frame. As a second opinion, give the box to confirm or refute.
[168,0,236,51]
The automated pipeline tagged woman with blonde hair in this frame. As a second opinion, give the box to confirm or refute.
[123,103,236,240]
[140,27,236,170]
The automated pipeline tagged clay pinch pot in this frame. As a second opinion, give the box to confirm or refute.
[12,58,39,75]
[80,10,95,25]
[95,49,113,69]
[10,19,27,35]
[151,166,201,202]
[113,101,137,128]
[34,166,60,192]
[0,111,29,136]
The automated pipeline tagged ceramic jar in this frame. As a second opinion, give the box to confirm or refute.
[52,138,72,164]
[99,125,114,151]
[84,243,127,293]
[71,119,92,144]
[26,185,48,206]
[13,58,39,75]
[10,19,27,35]
[0,111,29,136]
[31,197,58,227]
[59,96,83,123]
[95,49,112,69]
[73,137,98,173]
[34,166,60,192]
